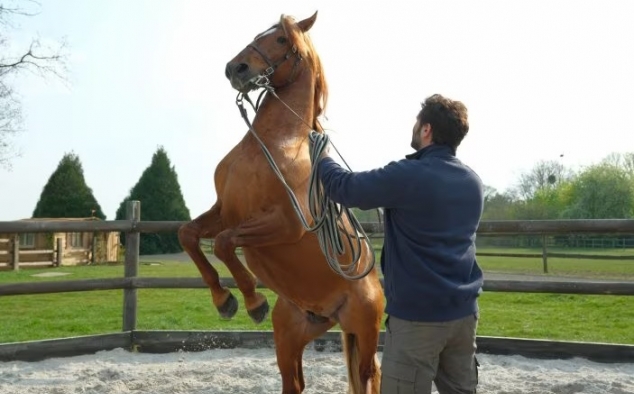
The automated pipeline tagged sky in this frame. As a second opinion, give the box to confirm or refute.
[0,0,633,221]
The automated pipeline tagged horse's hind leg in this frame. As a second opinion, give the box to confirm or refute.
[178,203,238,319]
[272,297,336,394]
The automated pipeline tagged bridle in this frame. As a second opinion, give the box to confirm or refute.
[244,30,304,96]
[231,27,378,281]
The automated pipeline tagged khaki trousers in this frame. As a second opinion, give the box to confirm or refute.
[380,313,480,394]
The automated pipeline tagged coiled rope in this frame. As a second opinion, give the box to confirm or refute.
[234,81,377,281]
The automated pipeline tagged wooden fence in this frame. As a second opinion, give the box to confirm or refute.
[0,236,61,270]
[364,234,634,274]
[477,233,634,273]
[1,201,633,363]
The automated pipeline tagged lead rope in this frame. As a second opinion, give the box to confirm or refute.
[235,82,376,281]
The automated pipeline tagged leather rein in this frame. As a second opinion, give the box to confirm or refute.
[231,31,377,281]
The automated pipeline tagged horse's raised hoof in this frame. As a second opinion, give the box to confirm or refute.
[247,299,270,324]
[217,292,239,319]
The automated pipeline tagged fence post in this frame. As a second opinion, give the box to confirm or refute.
[91,232,97,264]
[542,234,549,274]
[122,200,141,332]
[56,238,63,267]
[11,234,19,272]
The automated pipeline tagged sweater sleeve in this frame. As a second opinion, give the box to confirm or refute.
[316,156,413,210]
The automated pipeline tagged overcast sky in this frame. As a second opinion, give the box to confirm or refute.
[1,0,633,220]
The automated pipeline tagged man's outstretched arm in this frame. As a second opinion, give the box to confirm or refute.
[317,156,414,210]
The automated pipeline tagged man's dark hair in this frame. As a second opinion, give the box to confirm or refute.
[417,94,469,150]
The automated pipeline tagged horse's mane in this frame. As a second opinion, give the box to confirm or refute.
[279,15,328,133]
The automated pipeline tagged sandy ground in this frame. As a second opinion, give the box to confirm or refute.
[7,253,626,392]
[1,348,633,394]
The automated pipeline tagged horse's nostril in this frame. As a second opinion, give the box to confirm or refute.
[236,63,249,74]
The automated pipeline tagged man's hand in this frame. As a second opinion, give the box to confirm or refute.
[320,141,331,160]
[309,131,331,162]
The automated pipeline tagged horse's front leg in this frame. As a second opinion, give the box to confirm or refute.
[213,205,306,324]
[178,202,240,319]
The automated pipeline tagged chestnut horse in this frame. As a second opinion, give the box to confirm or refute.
[178,11,385,394]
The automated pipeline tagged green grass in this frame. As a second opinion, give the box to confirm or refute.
[0,248,633,345]
[477,255,634,280]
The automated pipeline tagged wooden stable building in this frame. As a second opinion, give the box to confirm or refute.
[0,217,120,270]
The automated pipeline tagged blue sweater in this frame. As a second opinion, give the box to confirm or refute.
[317,144,484,322]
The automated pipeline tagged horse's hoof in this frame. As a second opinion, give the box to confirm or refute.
[217,292,238,319]
[248,299,270,324]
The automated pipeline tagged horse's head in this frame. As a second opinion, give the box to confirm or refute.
[225,12,319,94]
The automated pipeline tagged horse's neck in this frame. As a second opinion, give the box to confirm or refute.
[252,71,315,141]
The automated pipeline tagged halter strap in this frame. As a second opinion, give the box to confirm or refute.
[246,40,302,90]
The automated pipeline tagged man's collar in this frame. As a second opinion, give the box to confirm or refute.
[405,143,455,160]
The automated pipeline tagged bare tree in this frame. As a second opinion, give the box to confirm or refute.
[601,152,623,167]
[482,184,497,203]
[624,153,634,176]
[515,159,573,200]
[601,151,634,177]
[0,0,68,168]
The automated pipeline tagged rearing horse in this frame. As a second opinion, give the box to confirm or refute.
[178,11,385,394]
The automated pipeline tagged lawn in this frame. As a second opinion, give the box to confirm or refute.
[0,248,633,345]
[477,254,634,280]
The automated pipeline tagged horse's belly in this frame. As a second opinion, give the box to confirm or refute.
[242,238,358,313]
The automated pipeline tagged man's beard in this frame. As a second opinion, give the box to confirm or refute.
[411,126,423,151]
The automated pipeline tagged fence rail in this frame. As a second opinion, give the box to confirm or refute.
[476,251,634,260]
[2,217,634,235]
[1,201,633,363]
[477,235,634,249]
[1,276,633,297]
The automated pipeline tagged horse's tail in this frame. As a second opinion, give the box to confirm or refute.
[342,332,381,394]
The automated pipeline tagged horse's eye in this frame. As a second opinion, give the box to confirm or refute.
[277,36,287,44]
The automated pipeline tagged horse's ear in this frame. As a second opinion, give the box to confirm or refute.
[297,11,318,32]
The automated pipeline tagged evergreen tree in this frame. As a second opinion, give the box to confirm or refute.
[116,146,191,255]
[32,152,106,219]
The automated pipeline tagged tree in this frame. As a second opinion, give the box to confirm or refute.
[482,184,497,203]
[32,152,106,219]
[481,190,519,220]
[601,152,634,178]
[561,163,634,219]
[1,1,68,168]
[514,160,573,200]
[115,147,191,255]
[624,153,634,176]
[519,184,569,220]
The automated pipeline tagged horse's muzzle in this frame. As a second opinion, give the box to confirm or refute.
[226,62,257,93]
